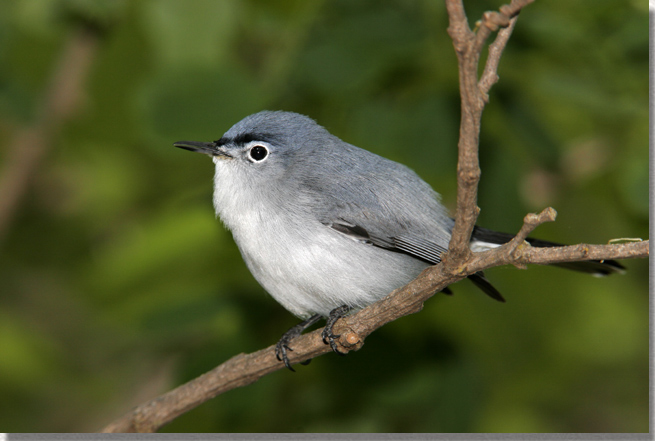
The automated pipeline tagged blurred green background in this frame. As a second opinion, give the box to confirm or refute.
[0,0,648,433]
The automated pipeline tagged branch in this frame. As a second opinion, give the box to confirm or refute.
[100,339,331,433]
[478,15,519,100]
[467,208,648,272]
[100,0,648,432]
[444,0,534,266]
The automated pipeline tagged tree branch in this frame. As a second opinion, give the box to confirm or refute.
[444,0,535,268]
[100,0,648,432]
[478,14,519,100]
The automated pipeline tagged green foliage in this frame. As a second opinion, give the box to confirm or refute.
[0,0,648,433]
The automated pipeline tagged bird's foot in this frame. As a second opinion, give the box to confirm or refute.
[275,314,321,372]
[321,305,352,354]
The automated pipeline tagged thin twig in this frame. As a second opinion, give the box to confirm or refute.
[506,207,558,260]
[479,15,519,100]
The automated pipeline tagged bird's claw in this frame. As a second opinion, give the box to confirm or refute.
[275,340,295,372]
[274,314,322,372]
[321,305,352,355]
[321,329,342,354]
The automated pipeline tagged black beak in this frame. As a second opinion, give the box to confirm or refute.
[174,141,229,157]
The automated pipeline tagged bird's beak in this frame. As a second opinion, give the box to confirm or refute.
[173,141,230,158]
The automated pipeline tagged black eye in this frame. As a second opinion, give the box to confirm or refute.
[249,145,268,161]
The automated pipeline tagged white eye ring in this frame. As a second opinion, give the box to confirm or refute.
[248,144,269,162]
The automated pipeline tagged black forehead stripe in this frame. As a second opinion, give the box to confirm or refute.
[214,132,280,146]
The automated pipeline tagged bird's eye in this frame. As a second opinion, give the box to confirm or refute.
[249,145,268,161]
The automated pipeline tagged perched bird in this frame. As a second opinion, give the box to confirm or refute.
[175,111,624,370]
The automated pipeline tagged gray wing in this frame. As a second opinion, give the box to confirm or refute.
[302,142,453,264]
[326,219,447,264]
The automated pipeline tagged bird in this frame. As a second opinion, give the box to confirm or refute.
[174,110,624,371]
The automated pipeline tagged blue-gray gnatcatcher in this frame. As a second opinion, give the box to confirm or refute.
[174,111,624,370]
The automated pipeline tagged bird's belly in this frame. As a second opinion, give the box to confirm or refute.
[231,218,429,318]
